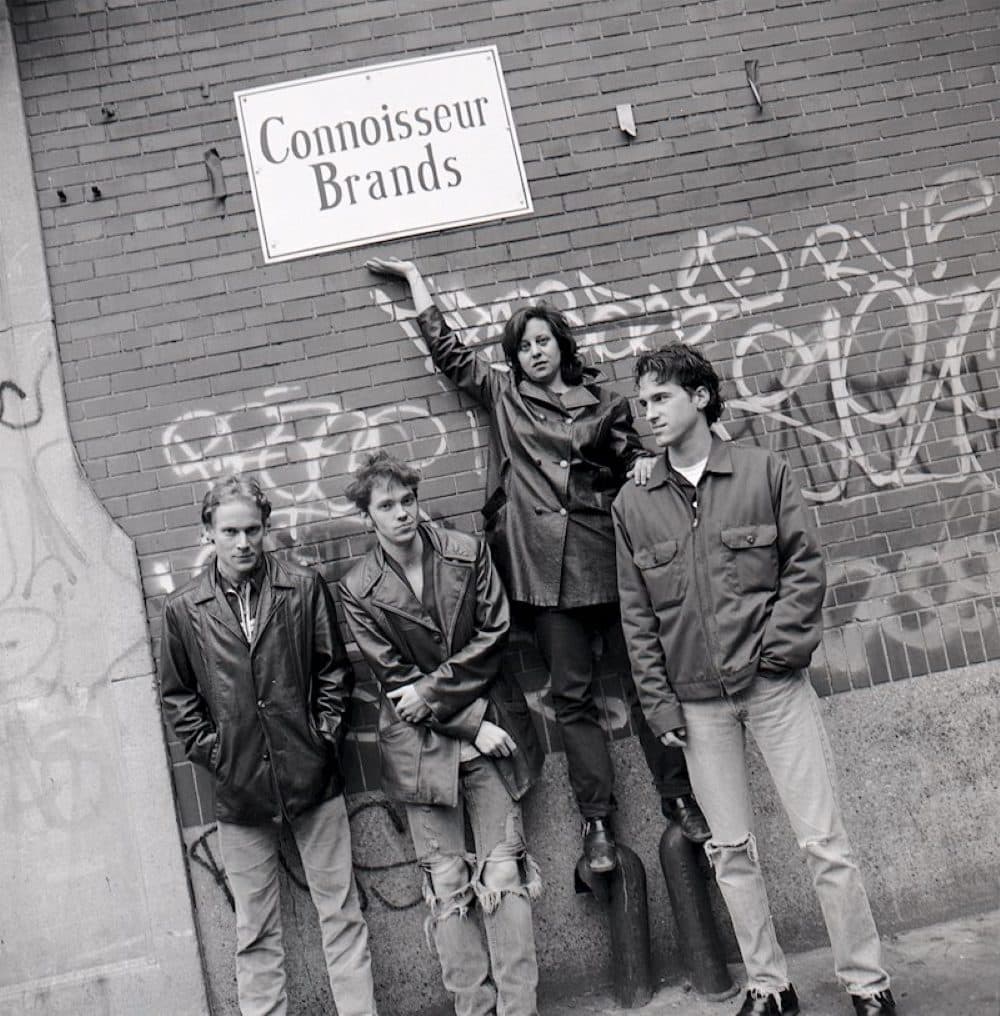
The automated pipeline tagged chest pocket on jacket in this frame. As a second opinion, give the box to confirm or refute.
[721,524,778,595]
[633,539,686,607]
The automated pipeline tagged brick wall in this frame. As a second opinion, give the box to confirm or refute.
[12,0,1000,823]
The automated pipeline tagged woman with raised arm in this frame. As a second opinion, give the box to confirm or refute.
[366,257,710,872]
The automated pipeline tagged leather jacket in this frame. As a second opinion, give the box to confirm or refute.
[613,440,827,736]
[416,304,645,607]
[158,555,353,824]
[338,523,543,807]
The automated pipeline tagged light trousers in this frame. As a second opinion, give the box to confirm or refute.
[405,756,541,1016]
[217,793,377,1016]
[681,671,890,997]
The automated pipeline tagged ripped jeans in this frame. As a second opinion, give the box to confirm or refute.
[405,755,542,1016]
[681,671,890,999]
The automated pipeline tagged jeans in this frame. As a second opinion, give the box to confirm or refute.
[217,794,378,1016]
[533,603,692,819]
[405,756,541,1016]
[681,671,890,997]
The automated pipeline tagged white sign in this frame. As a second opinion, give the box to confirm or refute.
[234,47,533,263]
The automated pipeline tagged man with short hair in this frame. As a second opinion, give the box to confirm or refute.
[158,473,377,1016]
[612,345,895,1016]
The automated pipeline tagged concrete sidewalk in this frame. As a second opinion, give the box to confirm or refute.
[541,910,998,1016]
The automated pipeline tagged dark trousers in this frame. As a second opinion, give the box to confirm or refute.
[533,603,692,820]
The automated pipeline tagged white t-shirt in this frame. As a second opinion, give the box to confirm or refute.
[673,456,708,487]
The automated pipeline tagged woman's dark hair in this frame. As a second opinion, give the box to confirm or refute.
[344,451,421,514]
[500,305,586,386]
[633,343,726,426]
[201,473,272,526]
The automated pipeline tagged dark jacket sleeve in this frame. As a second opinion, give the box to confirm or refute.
[337,580,488,741]
[312,574,355,745]
[758,457,827,674]
[411,540,510,722]
[416,304,508,408]
[612,499,686,736]
[158,597,218,769]
[606,395,649,485]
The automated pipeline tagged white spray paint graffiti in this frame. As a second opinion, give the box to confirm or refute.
[371,167,1000,505]
[153,384,459,594]
[151,168,1000,771]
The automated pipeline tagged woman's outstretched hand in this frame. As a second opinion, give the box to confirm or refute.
[366,256,418,281]
[365,256,433,312]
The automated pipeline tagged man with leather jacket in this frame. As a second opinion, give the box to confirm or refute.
[612,345,895,1016]
[158,474,377,1016]
[339,451,544,1016]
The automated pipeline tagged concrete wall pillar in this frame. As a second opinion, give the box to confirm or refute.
[0,8,208,1014]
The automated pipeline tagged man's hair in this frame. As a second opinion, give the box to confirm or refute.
[633,343,726,426]
[201,473,272,527]
[344,451,421,514]
[500,304,586,386]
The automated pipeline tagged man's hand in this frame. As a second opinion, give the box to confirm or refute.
[473,721,517,758]
[387,684,432,723]
[659,727,687,748]
[627,454,657,486]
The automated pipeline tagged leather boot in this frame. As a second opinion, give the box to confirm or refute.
[851,989,896,1014]
[736,985,800,1015]
[582,817,616,873]
[663,795,711,843]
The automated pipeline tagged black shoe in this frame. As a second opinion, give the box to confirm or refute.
[736,986,800,1016]
[582,817,616,873]
[663,795,711,843]
[851,989,896,1015]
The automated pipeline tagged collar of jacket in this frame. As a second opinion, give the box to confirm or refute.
[193,553,294,646]
[646,437,735,490]
[353,523,476,601]
[196,553,294,601]
[518,368,606,410]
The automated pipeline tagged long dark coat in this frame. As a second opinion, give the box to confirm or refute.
[417,304,645,607]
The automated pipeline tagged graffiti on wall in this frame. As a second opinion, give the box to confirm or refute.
[0,349,50,431]
[150,383,477,593]
[155,168,1000,828]
[372,167,1000,506]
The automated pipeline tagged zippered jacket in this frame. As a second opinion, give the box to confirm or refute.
[612,439,826,736]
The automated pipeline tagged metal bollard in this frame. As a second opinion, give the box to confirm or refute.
[658,822,736,999]
[575,844,653,1008]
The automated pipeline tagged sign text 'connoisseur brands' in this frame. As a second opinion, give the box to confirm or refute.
[234,47,533,263]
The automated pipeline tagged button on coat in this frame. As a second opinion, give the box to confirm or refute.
[159,555,353,825]
[417,305,646,607]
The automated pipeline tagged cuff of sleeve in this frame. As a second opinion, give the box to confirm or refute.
[416,304,445,334]
[451,697,489,741]
[650,704,685,738]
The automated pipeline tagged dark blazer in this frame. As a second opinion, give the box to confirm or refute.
[416,304,645,607]
[338,523,543,808]
[159,555,353,824]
